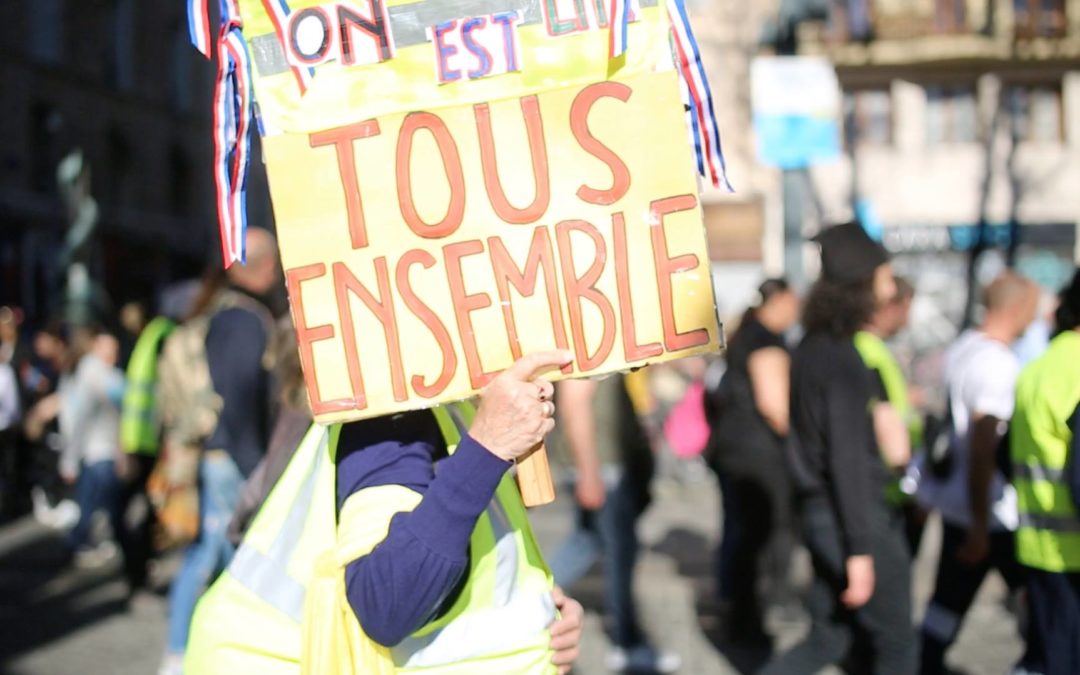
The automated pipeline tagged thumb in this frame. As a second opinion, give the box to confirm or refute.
[504,350,574,382]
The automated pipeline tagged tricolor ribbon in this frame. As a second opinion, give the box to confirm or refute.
[212,21,254,267]
[666,0,733,192]
[608,0,630,58]
[260,0,316,93]
[187,0,213,57]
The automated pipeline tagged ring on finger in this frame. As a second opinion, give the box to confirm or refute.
[541,400,555,418]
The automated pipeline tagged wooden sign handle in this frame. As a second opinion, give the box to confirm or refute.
[516,442,556,507]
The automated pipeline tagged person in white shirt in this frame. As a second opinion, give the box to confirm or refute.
[918,272,1040,674]
[59,329,127,564]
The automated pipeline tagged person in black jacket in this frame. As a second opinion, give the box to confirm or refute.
[709,278,800,644]
[761,222,916,675]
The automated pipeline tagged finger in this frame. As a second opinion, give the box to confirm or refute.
[539,417,556,437]
[552,586,567,607]
[550,629,579,651]
[541,400,556,418]
[559,666,571,675]
[536,378,555,401]
[505,350,574,382]
[551,646,579,666]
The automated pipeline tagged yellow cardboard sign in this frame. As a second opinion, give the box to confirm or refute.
[242,1,720,423]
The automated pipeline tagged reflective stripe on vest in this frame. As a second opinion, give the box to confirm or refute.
[1018,513,1080,534]
[1012,462,1066,484]
[229,427,329,622]
[390,404,556,670]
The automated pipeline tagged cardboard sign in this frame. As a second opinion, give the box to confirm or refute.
[238,0,720,424]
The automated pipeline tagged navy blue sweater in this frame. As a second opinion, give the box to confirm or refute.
[335,410,510,647]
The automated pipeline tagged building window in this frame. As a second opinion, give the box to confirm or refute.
[169,22,192,112]
[107,129,134,207]
[30,103,64,194]
[830,0,874,43]
[1009,86,1063,142]
[29,0,64,64]
[926,86,978,144]
[168,146,193,216]
[105,0,136,90]
[934,0,967,33]
[846,89,893,145]
[1014,0,1066,38]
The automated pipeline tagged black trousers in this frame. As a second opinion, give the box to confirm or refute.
[717,455,795,636]
[761,499,916,675]
[117,454,158,590]
[1025,567,1080,675]
[919,523,1027,675]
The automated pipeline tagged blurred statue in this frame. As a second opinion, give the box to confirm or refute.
[56,149,104,326]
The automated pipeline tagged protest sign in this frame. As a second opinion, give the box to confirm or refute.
[204,0,728,501]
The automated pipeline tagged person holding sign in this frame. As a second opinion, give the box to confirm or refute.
[185,351,585,674]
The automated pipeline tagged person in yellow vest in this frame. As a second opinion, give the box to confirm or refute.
[1010,269,1080,675]
[185,350,583,674]
[854,276,922,548]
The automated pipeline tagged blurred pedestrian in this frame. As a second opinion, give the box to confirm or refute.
[707,278,800,645]
[916,272,1039,675]
[762,222,916,675]
[1009,268,1080,675]
[0,306,31,518]
[549,375,681,673]
[159,229,279,675]
[59,328,127,566]
[227,316,311,546]
[855,276,924,552]
[117,312,179,591]
[22,322,75,527]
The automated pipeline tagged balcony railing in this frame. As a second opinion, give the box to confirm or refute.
[818,0,1070,44]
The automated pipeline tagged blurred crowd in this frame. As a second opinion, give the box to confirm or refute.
[2,221,1080,675]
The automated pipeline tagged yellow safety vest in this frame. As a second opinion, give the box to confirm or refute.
[1011,330,1080,573]
[185,402,557,673]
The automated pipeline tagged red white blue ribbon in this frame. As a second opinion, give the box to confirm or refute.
[212,21,254,267]
[666,0,732,192]
[260,0,315,93]
[608,0,629,58]
[187,0,213,57]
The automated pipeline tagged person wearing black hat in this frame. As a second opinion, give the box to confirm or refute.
[762,222,916,675]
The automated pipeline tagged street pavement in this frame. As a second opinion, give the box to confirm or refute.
[0,462,1024,675]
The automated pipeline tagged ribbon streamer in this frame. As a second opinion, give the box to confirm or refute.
[187,0,213,57]
[608,0,629,58]
[261,0,316,93]
[666,0,733,192]
[212,21,254,267]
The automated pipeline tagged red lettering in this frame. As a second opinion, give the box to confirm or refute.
[309,119,382,250]
[488,228,571,372]
[444,240,497,389]
[333,259,407,403]
[571,82,631,206]
[285,264,353,415]
[650,194,709,351]
[475,96,550,224]
[612,212,663,362]
[396,112,466,239]
[397,249,458,398]
[555,220,616,372]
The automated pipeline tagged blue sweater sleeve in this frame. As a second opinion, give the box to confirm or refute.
[336,411,510,647]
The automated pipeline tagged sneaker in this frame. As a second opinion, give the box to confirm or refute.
[158,652,184,675]
[605,644,681,673]
[74,541,118,569]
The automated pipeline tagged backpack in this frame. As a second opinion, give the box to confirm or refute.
[149,289,271,548]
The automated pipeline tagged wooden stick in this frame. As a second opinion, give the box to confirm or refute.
[515,443,556,507]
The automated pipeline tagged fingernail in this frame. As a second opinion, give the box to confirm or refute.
[560,350,574,362]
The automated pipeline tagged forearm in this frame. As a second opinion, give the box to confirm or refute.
[344,435,509,646]
[968,415,1002,531]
